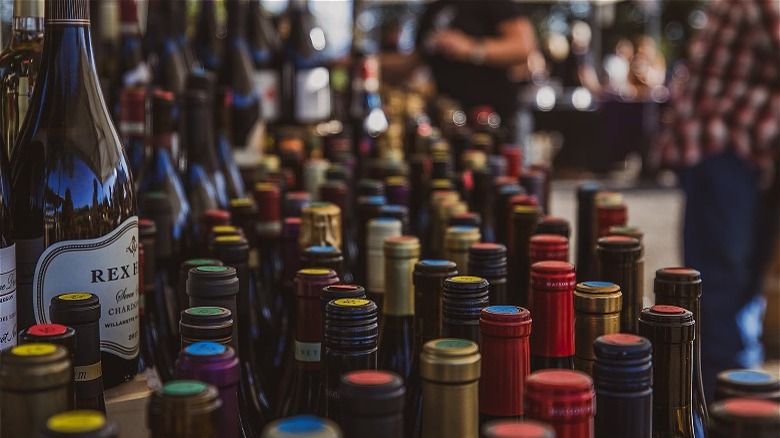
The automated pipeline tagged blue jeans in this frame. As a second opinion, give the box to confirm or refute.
[680,151,779,402]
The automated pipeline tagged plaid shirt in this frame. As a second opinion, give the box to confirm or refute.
[658,0,780,170]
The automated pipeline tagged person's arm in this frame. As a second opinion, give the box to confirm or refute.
[430,17,537,67]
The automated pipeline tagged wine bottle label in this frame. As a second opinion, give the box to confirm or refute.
[295,340,321,362]
[295,67,331,123]
[253,69,280,122]
[0,244,17,350]
[29,217,140,359]
[74,361,103,382]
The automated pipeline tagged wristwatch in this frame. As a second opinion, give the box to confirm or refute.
[470,40,487,65]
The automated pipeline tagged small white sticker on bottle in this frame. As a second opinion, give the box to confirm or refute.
[295,340,321,362]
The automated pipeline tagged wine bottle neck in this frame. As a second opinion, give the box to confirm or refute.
[40,25,97,84]
[11,17,44,39]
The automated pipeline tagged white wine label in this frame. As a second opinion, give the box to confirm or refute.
[294,340,321,362]
[295,67,331,123]
[0,244,17,350]
[253,69,280,122]
[32,217,140,359]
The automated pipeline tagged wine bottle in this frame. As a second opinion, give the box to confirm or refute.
[420,339,481,438]
[529,261,576,371]
[139,90,193,270]
[247,0,283,123]
[282,0,331,124]
[180,90,222,229]
[194,0,222,72]
[49,292,106,412]
[509,205,540,308]
[638,305,697,438]
[654,267,710,435]
[141,193,189,380]
[576,182,601,281]
[186,263,269,434]
[279,268,339,417]
[573,281,622,375]
[322,298,379,421]
[525,369,596,438]
[19,323,76,406]
[378,236,419,382]
[479,306,532,424]
[597,235,643,334]
[176,342,242,438]
[339,370,406,438]
[0,343,72,437]
[593,333,653,438]
[138,217,175,378]
[0,146,15,351]
[42,410,118,438]
[11,0,139,388]
[219,0,260,151]
[0,0,44,158]
[148,381,222,438]
[211,234,276,398]
[442,276,490,345]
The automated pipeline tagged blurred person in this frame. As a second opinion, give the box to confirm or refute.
[656,0,779,401]
[603,38,634,96]
[629,36,666,100]
[382,0,538,139]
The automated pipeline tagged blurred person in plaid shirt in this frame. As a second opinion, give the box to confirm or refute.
[656,0,779,401]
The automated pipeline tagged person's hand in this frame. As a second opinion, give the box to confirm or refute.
[429,29,478,63]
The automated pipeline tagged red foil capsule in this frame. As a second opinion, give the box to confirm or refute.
[479,306,532,417]
[530,261,576,358]
[253,182,281,225]
[529,234,569,264]
[525,369,596,438]
[597,203,628,238]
